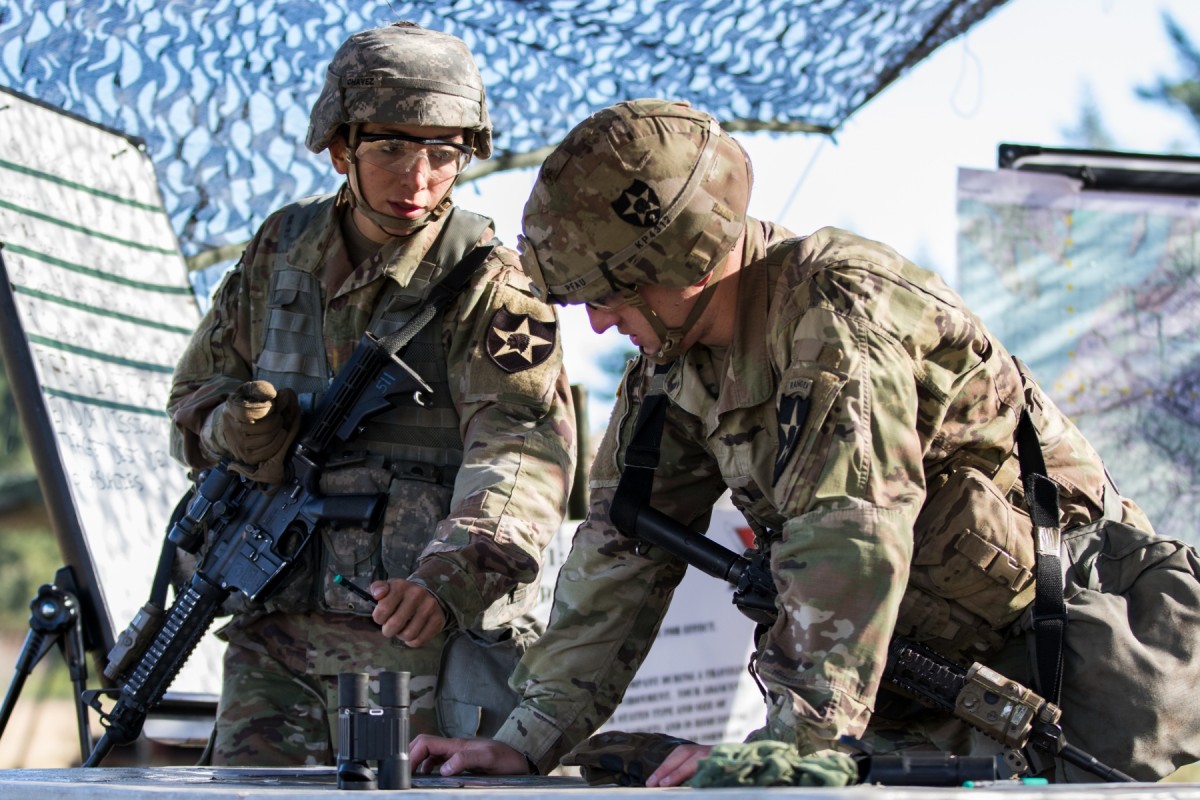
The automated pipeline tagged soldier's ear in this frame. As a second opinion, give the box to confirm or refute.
[329,139,350,175]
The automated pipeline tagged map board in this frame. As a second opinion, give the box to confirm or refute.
[0,86,222,701]
[958,166,1200,545]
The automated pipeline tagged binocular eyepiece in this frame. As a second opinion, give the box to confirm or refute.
[337,671,411,790]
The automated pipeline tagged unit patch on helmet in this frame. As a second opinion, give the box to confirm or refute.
[611,179,662,227]
[774,379,813,484]
[487,308,557,373]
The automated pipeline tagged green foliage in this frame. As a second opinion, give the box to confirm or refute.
[1062,84,1116,150]
[1,357,33,476]
[0,529,63,633]
[1137,12,1200,138]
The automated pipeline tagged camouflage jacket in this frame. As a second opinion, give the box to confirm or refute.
[167,187,576,632]
[495,222,1152,773]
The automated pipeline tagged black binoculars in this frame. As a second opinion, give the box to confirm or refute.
[337,670,411,790]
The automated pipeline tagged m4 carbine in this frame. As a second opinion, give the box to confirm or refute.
[81,332,432,767]
[621,504,1134,783]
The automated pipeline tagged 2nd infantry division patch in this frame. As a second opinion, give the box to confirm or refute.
[611,179,663,227]
[774,384,812,484]
[486,308,557,373]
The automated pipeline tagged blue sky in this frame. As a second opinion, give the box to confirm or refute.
[453,0,1200,429]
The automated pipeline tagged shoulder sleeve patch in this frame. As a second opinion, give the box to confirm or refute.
[485,307,557,373]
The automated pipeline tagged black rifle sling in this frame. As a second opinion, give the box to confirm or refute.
[1015,408,1066,707]
[610,362,673,537]
[149,490,195,607]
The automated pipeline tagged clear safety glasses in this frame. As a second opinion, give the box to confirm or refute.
[585,291,633,312]
[354,131,473,180]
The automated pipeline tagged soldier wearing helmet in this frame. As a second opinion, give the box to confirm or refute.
[167,22,576,766]
[410,99,1168,784]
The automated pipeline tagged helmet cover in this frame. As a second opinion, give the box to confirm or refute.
[306,22,492,158]
[520,98,751,305]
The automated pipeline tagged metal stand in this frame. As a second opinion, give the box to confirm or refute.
[0,565,94,763]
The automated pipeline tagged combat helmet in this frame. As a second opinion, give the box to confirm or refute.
[520,99,752,360]
[306,22,492,232]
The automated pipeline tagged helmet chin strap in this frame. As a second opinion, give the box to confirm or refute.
[343,126,453,235]
[631,252,731,363]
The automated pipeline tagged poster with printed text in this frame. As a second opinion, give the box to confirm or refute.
[534,504,764,743]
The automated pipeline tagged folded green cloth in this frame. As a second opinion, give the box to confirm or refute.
[561,730,697,786]
[688,741,859,788]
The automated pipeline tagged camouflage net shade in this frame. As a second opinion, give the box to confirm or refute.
[0,0,1007,260]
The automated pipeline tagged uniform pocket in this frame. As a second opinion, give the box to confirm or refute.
[904,466,1036,654]
[379,478,453,579]
[316,464,391,614]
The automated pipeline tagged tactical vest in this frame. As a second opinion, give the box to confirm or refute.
[252,198,492,614]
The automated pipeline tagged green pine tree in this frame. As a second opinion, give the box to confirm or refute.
[1137,12,1200,137]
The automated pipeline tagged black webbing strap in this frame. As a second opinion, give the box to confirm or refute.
[1015,407,1066,706]
[150,488,196,607]
[610,362,673,537]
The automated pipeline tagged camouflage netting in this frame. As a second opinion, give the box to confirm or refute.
[0,0,1007,260]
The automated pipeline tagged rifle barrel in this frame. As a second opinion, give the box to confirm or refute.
[633,505,741,583]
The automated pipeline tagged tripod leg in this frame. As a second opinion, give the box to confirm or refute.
[2,573,94,762]
[0,629,51,741]
[61,617,93,762]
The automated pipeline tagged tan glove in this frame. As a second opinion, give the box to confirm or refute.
[210,380,301,483]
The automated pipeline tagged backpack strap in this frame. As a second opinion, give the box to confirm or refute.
[1012,369,1066,707]
[610,362,674,539]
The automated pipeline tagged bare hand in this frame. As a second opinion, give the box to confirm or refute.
[369,579,446,647]
[409,734,532,776]
[645,743,713,787]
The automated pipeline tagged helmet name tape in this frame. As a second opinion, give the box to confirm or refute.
[340,74,482,101]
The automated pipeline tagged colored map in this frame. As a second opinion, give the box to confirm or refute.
[958,168,1200,545]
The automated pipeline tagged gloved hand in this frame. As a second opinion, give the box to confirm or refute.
[211,380,301,483]
[561,731,698,786]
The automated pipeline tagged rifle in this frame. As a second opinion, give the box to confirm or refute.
[620,504,1135,783]
[81,332,433,767]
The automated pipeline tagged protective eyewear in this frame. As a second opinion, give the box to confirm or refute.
[584,291,632,312]
[354,131,473,178]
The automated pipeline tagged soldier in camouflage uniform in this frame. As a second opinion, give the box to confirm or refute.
[409,99,1157,784]
[167,22,576,766]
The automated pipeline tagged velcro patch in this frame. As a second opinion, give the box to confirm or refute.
[611,179,663,227]
[774,391,812,483]
[486,307,557,373]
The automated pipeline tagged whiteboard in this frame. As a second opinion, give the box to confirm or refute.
[0,86,222,701]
